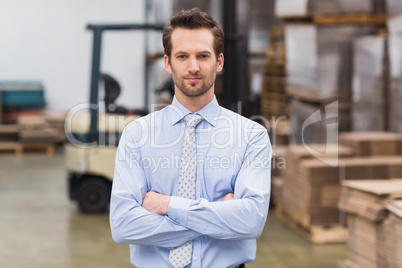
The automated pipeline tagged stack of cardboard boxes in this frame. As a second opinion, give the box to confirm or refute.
[339,131,402,155]
[351,35,387,131]
[275,131,402,243]
[272,0,388,143]
[383,200,402,267]
[388,13,402,132]
[338,180,402,267]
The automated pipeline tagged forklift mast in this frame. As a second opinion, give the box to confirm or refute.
[86,24,164,143]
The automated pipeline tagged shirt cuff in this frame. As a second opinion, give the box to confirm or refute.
[168,196,192,227]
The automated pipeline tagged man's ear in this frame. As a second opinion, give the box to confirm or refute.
[164,55,172,74]
[217,53,224,73]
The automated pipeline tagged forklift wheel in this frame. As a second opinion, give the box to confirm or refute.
[77,178,111,213]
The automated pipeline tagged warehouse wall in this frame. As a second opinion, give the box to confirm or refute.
[0,0,147,111]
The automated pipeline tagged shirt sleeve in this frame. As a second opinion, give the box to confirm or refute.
[168,126,271,240]
[110,123,201,248]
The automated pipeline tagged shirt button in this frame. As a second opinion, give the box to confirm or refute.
[194,256,199,261]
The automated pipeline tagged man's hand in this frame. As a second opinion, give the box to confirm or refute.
[142,191,171,215]
[220,193,234,201]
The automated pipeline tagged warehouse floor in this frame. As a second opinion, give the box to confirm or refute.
[0,152,347,268]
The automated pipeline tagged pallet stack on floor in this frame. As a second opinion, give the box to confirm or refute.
[0,112,66,156]
[260,26,289,121]
[274,144,353,243]
[0,124,20,153]
[17,116,58,156]
[272,0,387,144]
[274,131,402,244]
[0,80,66,155]
[338,180,402,268]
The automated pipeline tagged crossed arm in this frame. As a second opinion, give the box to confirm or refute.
[142,192,235,215]
[110,126,271,248]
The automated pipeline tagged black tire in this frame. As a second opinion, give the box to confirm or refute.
[77,177,111,213]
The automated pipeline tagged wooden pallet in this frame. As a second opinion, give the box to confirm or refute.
[269,26,285,41]
[261,92,289,102]
[282,13,386,25]
[261,105,289,116]
[0,142,56,156]
[0,142,22,154]
[264,64,286,76]
[263,76,287,91]
[314,13,386,25]
[275,204,348,244]
[18,143,56,156]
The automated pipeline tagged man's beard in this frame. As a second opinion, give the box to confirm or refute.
[171,66,216,97]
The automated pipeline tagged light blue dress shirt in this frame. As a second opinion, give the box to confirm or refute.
[110,95,272,268]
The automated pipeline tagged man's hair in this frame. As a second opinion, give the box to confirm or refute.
[163,8,224,59]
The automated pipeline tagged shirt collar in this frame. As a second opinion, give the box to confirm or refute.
[168,95,220,127]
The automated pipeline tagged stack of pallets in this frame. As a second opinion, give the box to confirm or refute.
[260,26,289,120]
[273,0,386,144]
[0,124,20,154]
[16,115,63,156]
[275,144,353,243]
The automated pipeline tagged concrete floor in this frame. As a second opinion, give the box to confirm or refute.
[0,152,347,268]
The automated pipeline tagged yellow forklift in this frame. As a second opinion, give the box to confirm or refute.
[65,23,164,213]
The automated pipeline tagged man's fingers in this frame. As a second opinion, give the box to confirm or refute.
[220,193,234,201]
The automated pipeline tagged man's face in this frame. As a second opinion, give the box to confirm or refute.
[164,28,224,98]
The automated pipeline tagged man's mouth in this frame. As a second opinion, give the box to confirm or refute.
[185,77,202,83]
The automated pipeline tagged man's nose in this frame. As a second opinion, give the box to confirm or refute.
[188,58,200,73]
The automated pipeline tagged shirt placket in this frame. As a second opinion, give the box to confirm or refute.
[192,122,205,268]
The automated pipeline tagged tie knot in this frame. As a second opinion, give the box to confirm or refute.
[184,113,204,128]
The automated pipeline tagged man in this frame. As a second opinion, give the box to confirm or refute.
[110,8,272,268]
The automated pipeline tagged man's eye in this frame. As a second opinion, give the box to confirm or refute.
[178,55,186,59]
[199,55,208,58]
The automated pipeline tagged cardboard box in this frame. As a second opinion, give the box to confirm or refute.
[339,131,402,156]
[279,144,353,227]
[285,24,380,102]
[339,181,402,268]
[282,156,402,228]
[387,0,402,18]
[290,100,350,144]
[383,201,402,267]
[351,36,387,131]
[338,179,402,222]
[275,0,385,18]
[346,214,387,268]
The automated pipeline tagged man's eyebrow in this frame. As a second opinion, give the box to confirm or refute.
[198,51,212,55]
[173,51,188,56]
[173,50,213,56]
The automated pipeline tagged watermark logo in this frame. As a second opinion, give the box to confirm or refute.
[63,100,341,170]
[301,101,339,167]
